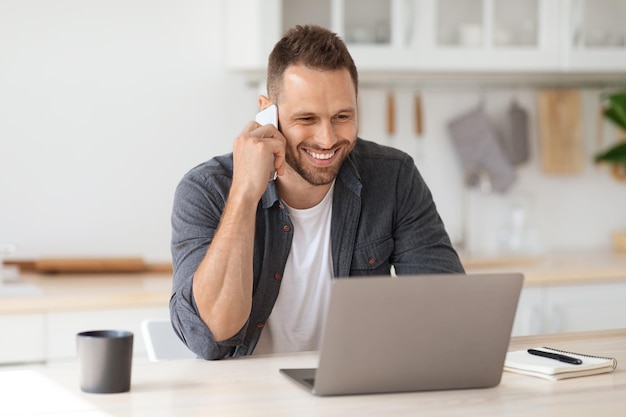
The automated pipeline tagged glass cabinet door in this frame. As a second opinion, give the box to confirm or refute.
[282,0,393,46]
[343,0,392,45]
[435,0,540,48]
[493,0,538,47]
[436,0,484,47]
[567,0,626,70]
[424,0,558,71]
[573,0,626,49]
[280,0,396,69]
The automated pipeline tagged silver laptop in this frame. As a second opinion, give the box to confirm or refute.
[280,273,523,396]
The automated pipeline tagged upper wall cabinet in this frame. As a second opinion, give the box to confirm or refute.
[565,0,626,71]
[402,0,560,71]
[224,0,626,73]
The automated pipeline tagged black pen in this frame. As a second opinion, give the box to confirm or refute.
[527,349,582,365]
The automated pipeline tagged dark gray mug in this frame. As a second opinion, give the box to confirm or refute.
[77,330,133,393]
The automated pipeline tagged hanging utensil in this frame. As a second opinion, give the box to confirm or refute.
[596,97,605,152]
[386,91,395,136]
[414,92,424,136]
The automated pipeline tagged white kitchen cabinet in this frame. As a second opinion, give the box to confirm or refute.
[543,281,626,334]
[511,281,626,337]
[410,0,561,71]
[224,0,399,70]
[564,0,626,70]
[0,306,169,364]
[510,286,544,336]
[225,0,626,73]
[0,314,46,364]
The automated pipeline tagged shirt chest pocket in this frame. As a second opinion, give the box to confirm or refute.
[350,237,394,275]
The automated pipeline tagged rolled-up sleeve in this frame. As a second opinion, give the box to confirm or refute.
[169,272,247,360]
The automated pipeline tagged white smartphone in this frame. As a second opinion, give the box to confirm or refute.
[255,104,278,128]
[255,104,279,181]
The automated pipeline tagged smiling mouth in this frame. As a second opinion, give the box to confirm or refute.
[305,149,336,160]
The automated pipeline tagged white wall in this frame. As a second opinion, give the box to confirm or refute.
[0,0,256,262]
[1,0,625,263]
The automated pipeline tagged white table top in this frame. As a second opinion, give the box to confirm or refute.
[2,329,625,416]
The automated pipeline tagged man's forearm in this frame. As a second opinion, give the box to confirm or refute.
[192,192,257,342]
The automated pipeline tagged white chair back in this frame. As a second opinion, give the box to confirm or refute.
[141,318,196,361]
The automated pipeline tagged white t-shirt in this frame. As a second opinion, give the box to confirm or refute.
[254,183,335,354]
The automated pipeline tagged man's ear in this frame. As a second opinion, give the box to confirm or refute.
[258,95,272,110]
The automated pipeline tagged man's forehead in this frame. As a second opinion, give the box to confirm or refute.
[278,67,356,104]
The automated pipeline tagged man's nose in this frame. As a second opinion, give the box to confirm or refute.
[316,120,337,149]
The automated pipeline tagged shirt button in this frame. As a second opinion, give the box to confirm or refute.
[256,322,264,329]
[368,257,377,265]
[282,225,291,232]
[274,273,282,281]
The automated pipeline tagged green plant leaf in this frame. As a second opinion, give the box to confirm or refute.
[604,108,626,131]
[604,92,626,131]
[595,141,626,163]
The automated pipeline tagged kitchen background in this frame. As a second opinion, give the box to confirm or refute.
[1,0,626,265]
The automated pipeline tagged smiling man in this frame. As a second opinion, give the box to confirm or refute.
[170,25,464,360]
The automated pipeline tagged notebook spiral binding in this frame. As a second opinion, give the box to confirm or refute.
[543,346,618,369]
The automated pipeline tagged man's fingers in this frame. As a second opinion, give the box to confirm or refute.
[249,124,286,173]
[250,124,282,140]
[272,144,286,177]
[238,120,287,179]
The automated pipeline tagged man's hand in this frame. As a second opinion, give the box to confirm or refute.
[231,121,286,202]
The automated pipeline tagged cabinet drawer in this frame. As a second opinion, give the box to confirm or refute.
[546,282,626,333]
[0,314,46,364]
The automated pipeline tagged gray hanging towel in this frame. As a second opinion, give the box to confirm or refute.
[448,106,516,193]
[504,100,530,165]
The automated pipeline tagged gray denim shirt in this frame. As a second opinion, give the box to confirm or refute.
[170,138,465,360]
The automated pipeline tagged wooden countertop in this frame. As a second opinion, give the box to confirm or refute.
[2,329,624,417]
[0,272,172,314]
[2,249,626,316]
[463,250,626,285]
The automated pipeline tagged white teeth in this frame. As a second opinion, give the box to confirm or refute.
[307,150,335,160]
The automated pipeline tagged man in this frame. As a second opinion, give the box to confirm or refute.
[170,25,464,360]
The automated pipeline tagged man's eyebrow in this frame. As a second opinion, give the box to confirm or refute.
[291,107,356,117]
[290,111,316,118]
[336,107,356,113]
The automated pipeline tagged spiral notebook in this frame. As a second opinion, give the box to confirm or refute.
[504,347,618,381]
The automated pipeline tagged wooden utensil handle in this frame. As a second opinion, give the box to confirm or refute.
[386,92,395,135]
[414,93,423,136]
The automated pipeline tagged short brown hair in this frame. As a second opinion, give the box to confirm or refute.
[266,25,358,102]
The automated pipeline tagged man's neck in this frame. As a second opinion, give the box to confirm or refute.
[276,169,334,210]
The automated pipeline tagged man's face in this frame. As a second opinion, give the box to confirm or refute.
[275,64,358,186]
